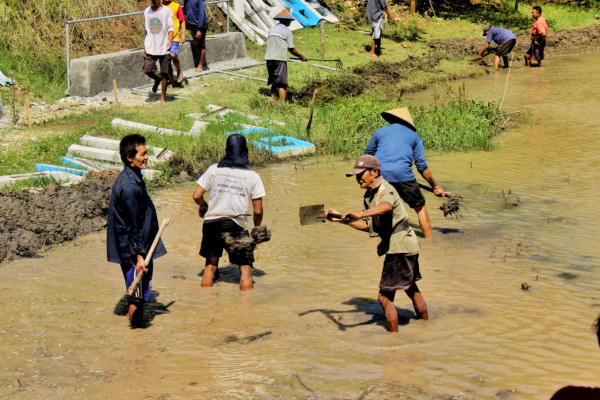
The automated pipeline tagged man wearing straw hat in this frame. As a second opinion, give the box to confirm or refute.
[325,155,428,332]
[107,134,167,327]
[364,107,444,239]
[193,134,265,290]
[264,10,307,101]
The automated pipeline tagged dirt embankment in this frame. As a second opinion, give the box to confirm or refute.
[429,24,600,59]
[0,171,118,264]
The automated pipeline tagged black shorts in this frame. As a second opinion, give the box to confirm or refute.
[200,218,254,266]
[390,180,426,209]
[266,60,288,89]
[526,40,546,61]
[496,38,516,57]
[188,24,208,49]
[142,54,170,75]
[380,253,421,291]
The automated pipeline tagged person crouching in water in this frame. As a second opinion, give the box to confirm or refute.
[107,134,167,327]
[325,155,428,332]
[193,134,265,290]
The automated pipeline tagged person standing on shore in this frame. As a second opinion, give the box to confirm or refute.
[107,134,167,328]
[184,0,208,72]
[478,25,517,69]
[142,0,174,103]
[163,0,186,86]
[363,0,394,57]
[364,107,444,239]
[192,134,265,291]
[264,10,307,101]
[525,6,548,67]
[325,155,428,332]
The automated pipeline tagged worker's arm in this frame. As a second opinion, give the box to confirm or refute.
[289,48,307,62]
[192,185,209,217]
[478,42,490,58]
[252,198,263,227]
[420,168,444,197]
[384,6,394,23]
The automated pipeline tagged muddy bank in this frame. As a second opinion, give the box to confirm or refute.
[430,24,600,59]
[0,170,118,263]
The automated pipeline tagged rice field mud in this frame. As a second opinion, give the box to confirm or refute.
[0,51,599,399]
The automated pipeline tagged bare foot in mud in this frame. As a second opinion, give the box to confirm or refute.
[152,79,160,93]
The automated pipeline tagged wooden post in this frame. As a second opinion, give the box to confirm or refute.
[11,73,17,125]
[25,97,32,127]
[410,0,418,14]
[320,20,326,58]
[113,79,119,104]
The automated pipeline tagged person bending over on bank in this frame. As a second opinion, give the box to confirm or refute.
[364,107,444,239]
[142,0,174,103]
[107,134,167,327]
[193,134,265,290]
[264,10,307,101]
[325,155,428,332]
[479,25,517,69]
[525,6,548,67]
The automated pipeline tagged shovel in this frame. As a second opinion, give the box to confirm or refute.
[299,204,342,226]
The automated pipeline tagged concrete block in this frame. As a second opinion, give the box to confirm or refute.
[35,164,87,176]
[60,156,160,180]
[252,135,315,158]
[79,135,173,162]
[110,117,207,136]
[70,32,248,97]
[0,171,84,188]
[67,144,122,163]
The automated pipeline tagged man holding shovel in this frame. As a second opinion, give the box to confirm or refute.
[364,107,444,239]
[265,10,307,101]
[325,155,428,332]
[193,134,265,290]
[107,134,167,327]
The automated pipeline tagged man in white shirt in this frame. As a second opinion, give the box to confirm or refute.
[142,0,174,103]
[192,134,265,290]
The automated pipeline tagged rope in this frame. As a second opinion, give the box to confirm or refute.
[499,51,515,109]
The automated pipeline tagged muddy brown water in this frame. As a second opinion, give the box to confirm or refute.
[2,52,600,399]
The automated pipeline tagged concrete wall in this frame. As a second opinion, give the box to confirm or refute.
[69,32,248,97]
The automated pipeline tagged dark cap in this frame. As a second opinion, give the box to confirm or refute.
[346,155,381,177]
[482,25,491,36]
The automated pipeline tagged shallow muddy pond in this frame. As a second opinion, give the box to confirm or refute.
[1,52,600,399]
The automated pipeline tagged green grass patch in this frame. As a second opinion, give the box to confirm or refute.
[0,176,68,191]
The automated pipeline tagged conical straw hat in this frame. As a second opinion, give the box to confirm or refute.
[274,10,295,20]
[381,107,416,131]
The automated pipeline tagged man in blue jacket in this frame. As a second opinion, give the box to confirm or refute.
[107,134,167,327]
[364,107,444,239]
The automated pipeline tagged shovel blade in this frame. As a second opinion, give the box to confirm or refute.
[299,204,325,226]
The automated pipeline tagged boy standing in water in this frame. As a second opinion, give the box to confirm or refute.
[325,155,428,332]
[107,134,167,327]
[525,6,548,67]
[192,134,265,290]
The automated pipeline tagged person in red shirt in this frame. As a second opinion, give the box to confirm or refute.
[525,6,549,67]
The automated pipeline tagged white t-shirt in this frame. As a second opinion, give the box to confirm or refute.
[197,164,266,228]
[144,5,174,56]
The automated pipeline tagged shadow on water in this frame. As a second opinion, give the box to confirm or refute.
[113,290,175,329]
[299,297,417,331]
[198,265,266,285]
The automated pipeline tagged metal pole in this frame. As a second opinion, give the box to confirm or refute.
[226,1,230,33]
[66,22,70,92]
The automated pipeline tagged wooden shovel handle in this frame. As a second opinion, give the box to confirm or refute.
[126,218,170,297]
